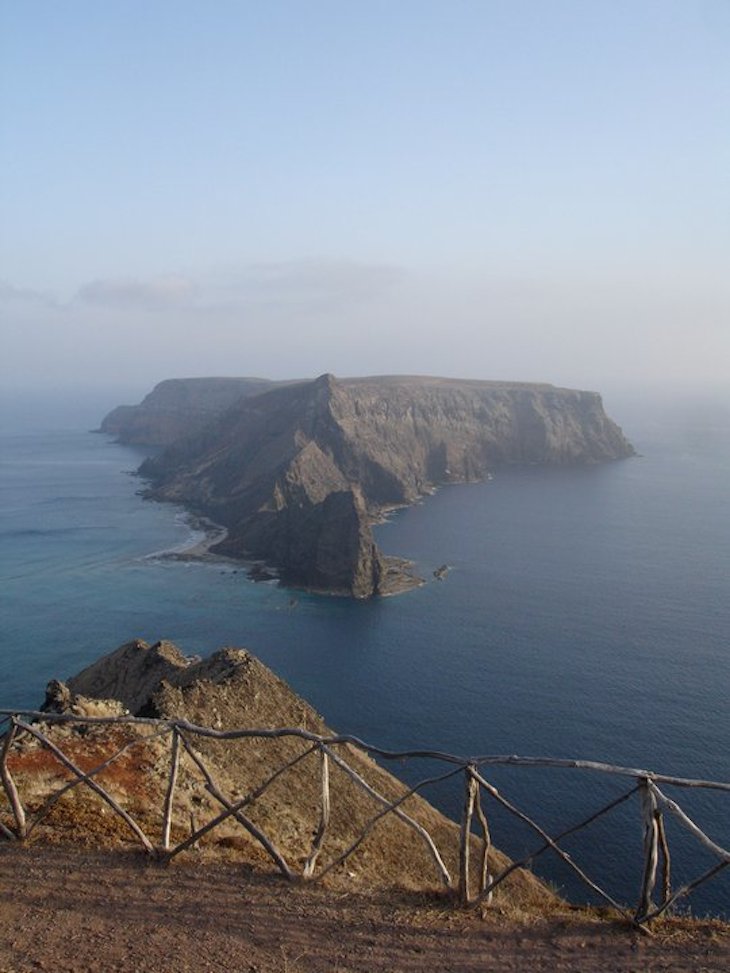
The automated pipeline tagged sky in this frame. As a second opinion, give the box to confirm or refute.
[1,0,728,403]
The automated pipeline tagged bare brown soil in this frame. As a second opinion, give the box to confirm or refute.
[1,843,728,973]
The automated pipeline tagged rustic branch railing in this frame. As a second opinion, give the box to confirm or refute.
[1,709,728,930]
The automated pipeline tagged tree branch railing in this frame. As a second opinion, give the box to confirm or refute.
[1,709,728,930]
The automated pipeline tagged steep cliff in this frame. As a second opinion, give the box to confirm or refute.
[99,376,280,446]
[138,373,634,597]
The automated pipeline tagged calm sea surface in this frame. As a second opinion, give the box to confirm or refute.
[1,389,728,914]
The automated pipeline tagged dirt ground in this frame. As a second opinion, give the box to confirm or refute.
[0,844,728,973]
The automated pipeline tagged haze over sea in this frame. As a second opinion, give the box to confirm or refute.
[1,386,728,915]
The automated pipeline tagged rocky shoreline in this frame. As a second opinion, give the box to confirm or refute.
[151,515,230,562]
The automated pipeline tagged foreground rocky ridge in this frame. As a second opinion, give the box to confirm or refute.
[20,639,553,908]
[131,373,634,596]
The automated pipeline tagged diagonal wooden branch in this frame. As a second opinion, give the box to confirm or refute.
[168,733,294,879]
[1,722,26,838]
[26,725,171,838]
[476,784,639,904]
[322,744,452,887]
[303,748,330,878]
[652,784,730,864]
[316,765,462,883]
[471,768,638,925]
[14,719,154,854]
[642,860,729,922]
[162,737,316,865]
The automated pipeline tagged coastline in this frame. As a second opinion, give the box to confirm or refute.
[146,514,230,562]
[144,499,426,596]
[152,512,424,597]
[378,555,425,596]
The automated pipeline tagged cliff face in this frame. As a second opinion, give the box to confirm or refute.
[99,377,279,446]
[328,375,633,504]
[138,373,634,597]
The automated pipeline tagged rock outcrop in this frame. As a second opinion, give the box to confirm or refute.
[64,638,193,716]
[99,377,281,446]
[136,373,634,596]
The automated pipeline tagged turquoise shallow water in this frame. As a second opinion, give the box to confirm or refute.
[1,390,728,913]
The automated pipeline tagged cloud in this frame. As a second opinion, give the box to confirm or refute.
[223,259,406,309]
[74,275,196,310]
[0,281,57,308]
[69,261,405,316]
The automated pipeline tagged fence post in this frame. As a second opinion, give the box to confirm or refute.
[636,778,659,921]
[1,721,26,839]
[161,727,180,852]
[656,807,672,909]
[473,778,492,903]
[303,746,330,878]
[459,765,478,906]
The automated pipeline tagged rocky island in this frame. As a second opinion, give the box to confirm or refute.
[102,373,634,597]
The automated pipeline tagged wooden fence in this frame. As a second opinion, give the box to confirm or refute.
[1,709,728,931]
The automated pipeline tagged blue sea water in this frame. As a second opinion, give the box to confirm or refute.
[1,387,728,914]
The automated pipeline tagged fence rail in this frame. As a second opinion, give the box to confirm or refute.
[1,709,728,931]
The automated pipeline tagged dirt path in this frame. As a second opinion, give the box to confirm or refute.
[0,844,728,973]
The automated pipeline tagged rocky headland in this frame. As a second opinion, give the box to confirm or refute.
[111,373,634,597]
[14,638,553,909]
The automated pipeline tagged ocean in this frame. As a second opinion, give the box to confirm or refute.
[1,387,728,915]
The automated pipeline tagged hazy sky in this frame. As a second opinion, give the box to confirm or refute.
[1,1,728,400]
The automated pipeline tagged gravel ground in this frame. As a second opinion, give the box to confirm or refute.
[1,844,728,972]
